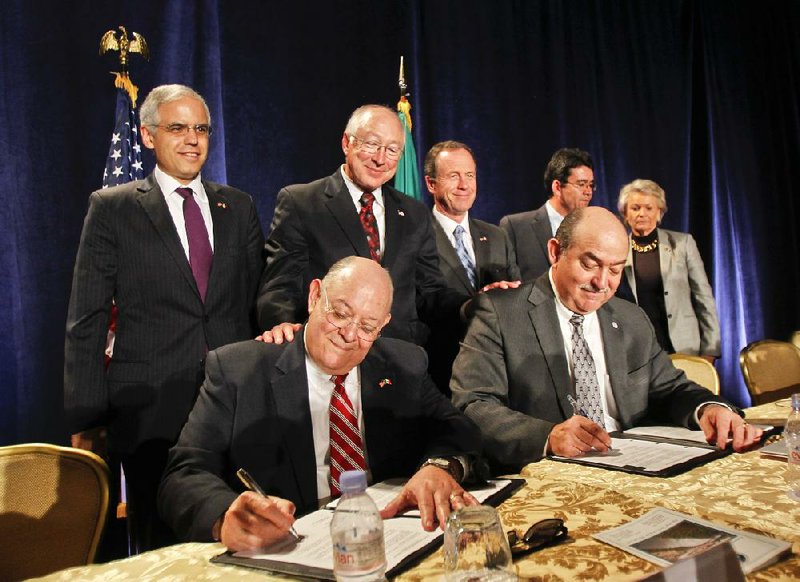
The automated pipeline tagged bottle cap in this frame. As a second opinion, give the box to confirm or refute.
[339,470,368,494]
[792,393,800,410]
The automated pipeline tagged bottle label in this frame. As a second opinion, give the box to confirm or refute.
[333,537,385,572]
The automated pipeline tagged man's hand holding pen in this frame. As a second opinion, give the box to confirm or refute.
[546,395,613,457]
[211,468,298,552]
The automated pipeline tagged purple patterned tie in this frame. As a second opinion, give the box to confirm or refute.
[176,187,212,302]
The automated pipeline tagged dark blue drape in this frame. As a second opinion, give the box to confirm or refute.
[1,0,798,444]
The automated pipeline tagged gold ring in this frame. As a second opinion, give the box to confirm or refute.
[449,492,461,501]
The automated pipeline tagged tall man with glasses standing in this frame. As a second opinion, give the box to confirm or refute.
[65,84,265,553]
[500,148,595,281]
[258,104,469,346]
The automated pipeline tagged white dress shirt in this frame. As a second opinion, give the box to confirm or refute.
[154,164,215,258]
[548,270,621,431]
[304,329,368,502]
[545,200,564,237]
[432,207,476,264]
[341,166,386,257]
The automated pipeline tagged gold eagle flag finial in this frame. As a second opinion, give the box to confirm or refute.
[99,26,150,106]
[397,55,412,129]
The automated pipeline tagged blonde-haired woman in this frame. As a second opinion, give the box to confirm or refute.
[617,179,720,362]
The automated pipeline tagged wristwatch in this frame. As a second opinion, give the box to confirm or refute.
[421,457,464,483]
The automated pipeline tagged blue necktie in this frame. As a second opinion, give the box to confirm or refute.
[453,225,477,289]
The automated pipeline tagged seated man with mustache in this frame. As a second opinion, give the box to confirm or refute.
[451,207,761,472]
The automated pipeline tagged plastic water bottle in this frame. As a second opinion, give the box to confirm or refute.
[330,470,387,581]
[786,393,800,501]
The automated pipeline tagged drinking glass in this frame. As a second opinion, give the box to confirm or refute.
[443,505,516,581]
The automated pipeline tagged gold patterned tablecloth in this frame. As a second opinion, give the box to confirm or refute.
[31,400,798,581]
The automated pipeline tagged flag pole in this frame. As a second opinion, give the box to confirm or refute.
[393,56,422,200]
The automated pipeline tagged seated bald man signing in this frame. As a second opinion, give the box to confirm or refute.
[451,207,761,471]
[159,257,482,550]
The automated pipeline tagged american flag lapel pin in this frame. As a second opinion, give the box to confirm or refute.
[216,201,227,209]
[378,378,392,388]
[479,236,488,242]
[397,209,405,217]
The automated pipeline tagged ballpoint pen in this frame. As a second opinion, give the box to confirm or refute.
[567,395,614,450]
[236,468,300,539]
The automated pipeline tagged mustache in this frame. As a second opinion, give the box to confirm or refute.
[579,284,611,294]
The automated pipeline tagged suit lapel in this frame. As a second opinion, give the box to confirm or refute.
[598,303,634,425]
[470,219,492,288]
[433,219,473,293]
[136,174,200,300]
[381,188,405,267]
[271,335,318,509]
[323,173,372,258]
[658,228,673,282]
[205,182,231,300]
[623,241,637,298]
[358,350,395,472]
[528,280,572,416]
[531,212,552,257]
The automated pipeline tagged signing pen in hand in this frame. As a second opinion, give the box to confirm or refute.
[236,468,300,540]
[567,395,613,451]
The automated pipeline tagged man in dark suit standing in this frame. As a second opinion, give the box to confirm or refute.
[422,141,520,394]
[499,148,595,281]
[64,84,265,552]
[452,207,761,472]
[257,105,468,345]
[159,257,482,549]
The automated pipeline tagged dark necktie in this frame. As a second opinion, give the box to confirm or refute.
[453,224,477,289]
[569,314,605,427]
[329,373,366,496]
[359,192,381,263]
[176,187,213,302]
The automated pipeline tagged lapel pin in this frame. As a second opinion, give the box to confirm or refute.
[479,236,488,242]
[612,321,619,329]
[216,202,227,209]
[397,209,405,217]
[378,378,393,388]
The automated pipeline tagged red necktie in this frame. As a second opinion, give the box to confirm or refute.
[359,192,381,263]
[176,187,213,302]
[329,373,366,496]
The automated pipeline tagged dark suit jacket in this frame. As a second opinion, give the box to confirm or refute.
[450,274,730,471]
[64,173,265,453]
[158,333,482,542]
[257,170,468,343]
[499,203,553,282]
[426,217,520,393]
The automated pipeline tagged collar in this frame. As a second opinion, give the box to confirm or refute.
[154,164,204,199]
[340,165,384,207]
[432,205,470,237]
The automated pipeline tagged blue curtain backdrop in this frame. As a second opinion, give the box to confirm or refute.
[1,1,798,444]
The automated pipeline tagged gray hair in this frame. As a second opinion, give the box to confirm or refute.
[139,84,211,129]
[322,256,394,312]
[343,104,405,146]
[617,178,668,220]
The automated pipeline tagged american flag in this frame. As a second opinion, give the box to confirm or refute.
[102,88,144,187]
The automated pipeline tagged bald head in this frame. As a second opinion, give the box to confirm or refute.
[548,207,628,314]
[304,257,393,375]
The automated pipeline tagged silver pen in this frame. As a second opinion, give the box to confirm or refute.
[566,395,614,450]
[236,468,300,539]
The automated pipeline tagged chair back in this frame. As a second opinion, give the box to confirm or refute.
[0,443,109,581]
[739,340,800,405]
[669,354,720,395]
[791,331,800,350]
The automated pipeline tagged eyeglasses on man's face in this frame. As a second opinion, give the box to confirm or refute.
[350,135,403,160]
[321,286,382,342]
[153,123,213,137]
[563,180,596,192]
[507,518,569,558]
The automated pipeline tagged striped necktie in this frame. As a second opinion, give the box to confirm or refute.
[569,314,605,427]
[453,224,477,289]
[329,373,366,496]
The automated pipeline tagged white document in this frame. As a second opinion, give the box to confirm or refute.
[594,508,791,574]
[553,437,713,472]
[624,426,711,444]
[234,509,440,573]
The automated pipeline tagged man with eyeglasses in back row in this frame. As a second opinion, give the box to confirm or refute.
[500,148,595,281]
[257,104,480,347]
[65,84,265,553]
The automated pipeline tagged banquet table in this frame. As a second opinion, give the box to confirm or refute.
[31,400,798,581]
